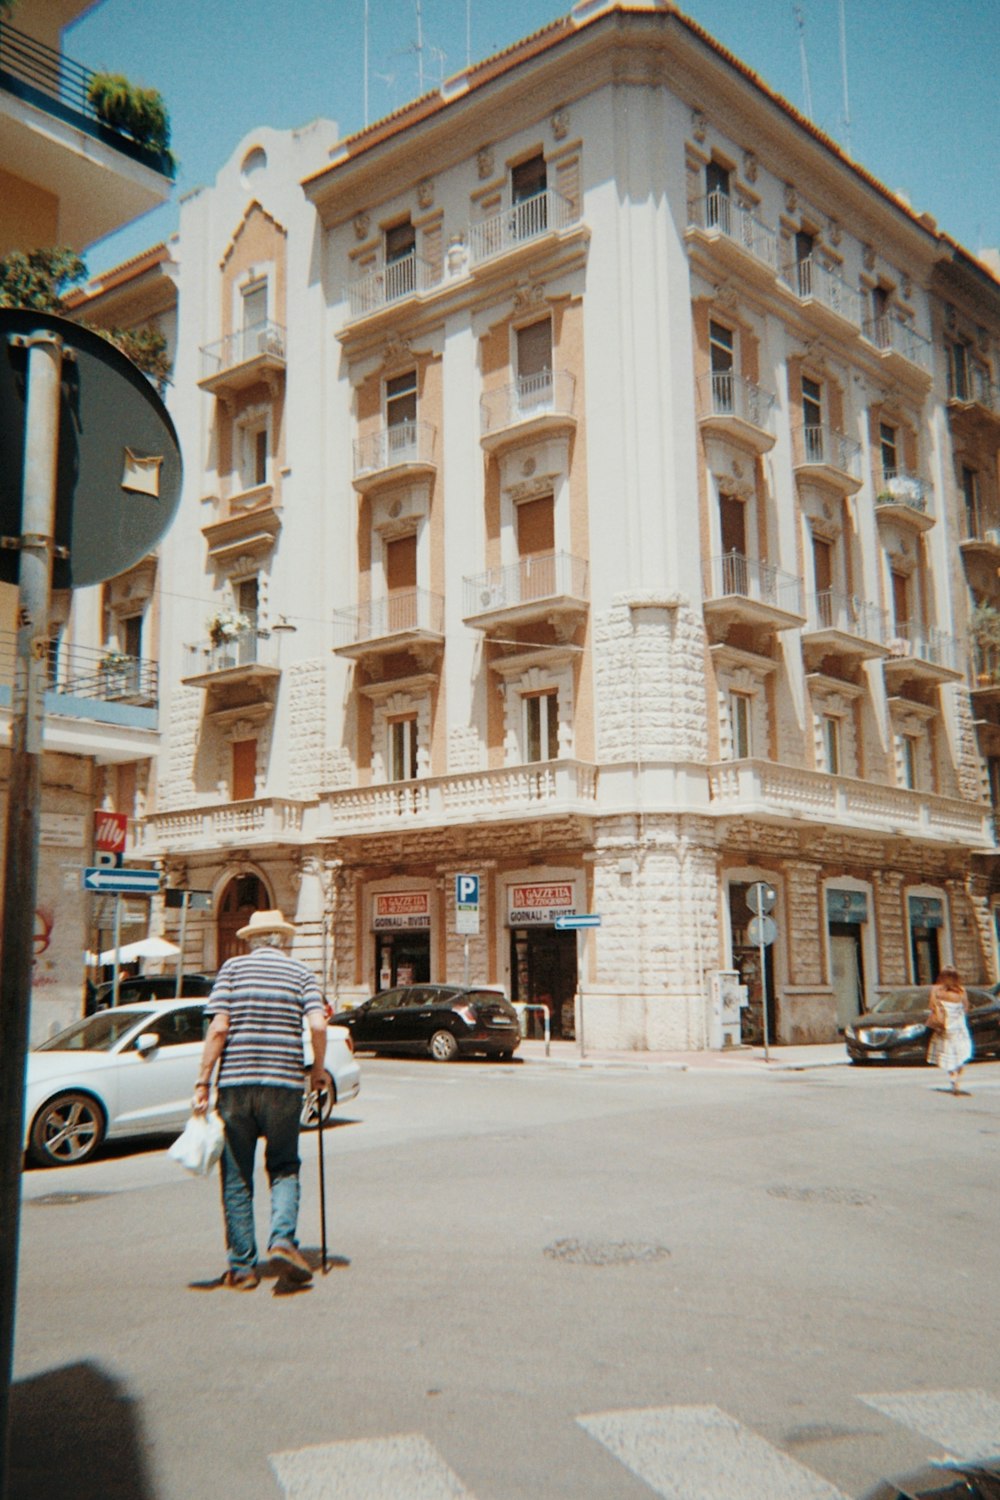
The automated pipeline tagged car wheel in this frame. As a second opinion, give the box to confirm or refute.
[429,1029,459,1062]
[300,1070,335,1129]
[497,1050,514,1061]
[29,1093,105,1167]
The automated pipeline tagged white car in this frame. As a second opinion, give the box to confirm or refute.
[24,999,360,1168]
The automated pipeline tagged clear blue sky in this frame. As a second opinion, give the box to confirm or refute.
[70,0,998,278]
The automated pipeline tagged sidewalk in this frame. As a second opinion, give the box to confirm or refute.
[515,1037,848,1072]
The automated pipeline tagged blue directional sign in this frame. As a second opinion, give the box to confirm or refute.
[82,867,161,895]
[554,913,602,930]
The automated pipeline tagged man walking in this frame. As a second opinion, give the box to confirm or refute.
[193,909,327,1290]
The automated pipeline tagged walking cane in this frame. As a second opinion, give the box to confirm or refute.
[315,1080,329,1274]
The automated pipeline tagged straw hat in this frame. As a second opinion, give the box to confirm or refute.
[236,908,297,941]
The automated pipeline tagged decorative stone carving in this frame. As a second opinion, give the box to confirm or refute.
[742,149,758,183]
[713,282,740,312]
[691,109,707,144]
[521,457,537,477]
[512,281,547,314]
[416,177,434,209]
[863,243,876,272]
[551,108,570,141]
[784,182,797,213]
[902,274,912,300]
[827,217,841,246]
[477,146,494,180]
[381,333,413,369]
[353,212,370,241]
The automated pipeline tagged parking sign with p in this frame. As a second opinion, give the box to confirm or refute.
[455,873,480,935]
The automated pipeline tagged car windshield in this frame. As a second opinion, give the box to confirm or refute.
[869,990,928,1016]
[35,1010,153,1052]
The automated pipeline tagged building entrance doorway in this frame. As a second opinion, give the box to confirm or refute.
[910,924,941,985]
[729,882,777,1044]
[509,927,577,1039]
[218,874,269,965]
[829,922,865,1028]
[374,931,430,991]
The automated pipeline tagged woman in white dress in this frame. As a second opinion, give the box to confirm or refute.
[926,965,973,1094]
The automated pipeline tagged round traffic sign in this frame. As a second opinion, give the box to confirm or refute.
[747,915,778,947]
[746,882,777,916]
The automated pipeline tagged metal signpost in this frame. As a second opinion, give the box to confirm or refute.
[554,913,602,1058]
[164,888,213,993]
[0,310,181,1498]
[746,883,778,1062]
[455,874,480,986]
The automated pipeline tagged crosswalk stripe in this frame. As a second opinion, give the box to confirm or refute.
[270,1433,477,1499]
[578,1404,850,1499]
[859,1389,1000,1461]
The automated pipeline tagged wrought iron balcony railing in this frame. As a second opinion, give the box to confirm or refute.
[862,314,933,374]
[0,632,158,707]
[182,628,278,676]
[331,589,444,647]
[781,256,861,329]
[463,551,589,616]
[353,421,436,477]
[199,321,285,380]
[347,251,440,320]
[875,470,932,516]
[704,553,803,614]
[480,370,576,435]
[796,423,863,478]
[468,189,576,266]
[687,192,778,271]
[885,623,959,671]
[699,371,776,431]
[808,589,886,643]
[0,19,174,177]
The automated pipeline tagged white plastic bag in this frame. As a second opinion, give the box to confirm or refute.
[168,1110,225,1175]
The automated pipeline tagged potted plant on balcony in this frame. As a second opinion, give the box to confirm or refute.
[206,608,250,662]
[86,73,173,162]
[970,601,1000,684]
[99,649,132,697]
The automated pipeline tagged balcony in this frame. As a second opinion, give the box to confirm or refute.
[332,588,444,666]
[883,624,962,686]
[697,372,776,454]
[318,759,598,837]
[802,589,887,664]
[874,471,935,532]
[685,193,778,287]
[346,251,440,322]
[959,523,1000,566]
[971,645,1000,703]
[469,189,577,269]
[779,257,862,336]
[793,424,863,494]
[862,314,933,381]
[134,798,311,856]
[181,628,281,689]
[0,634,158,761]
[352,421,437,493]
[708,759,991,848]
[948,365,1000,426]
[703,553,805,636]
[0,21,173,245]
[198,321,286,400]
[480,370,576,452]
[463,552,589,637]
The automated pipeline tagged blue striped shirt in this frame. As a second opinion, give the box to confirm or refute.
[208,947,325,1090]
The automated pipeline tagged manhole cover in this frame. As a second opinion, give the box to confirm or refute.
[544,1238,671,1266]
[767,1185,874,1207]
[29,1191,111,1207]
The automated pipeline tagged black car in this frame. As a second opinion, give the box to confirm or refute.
[844,985,1000,1064]
[331,984,521,1062]
[89,973,215,1012]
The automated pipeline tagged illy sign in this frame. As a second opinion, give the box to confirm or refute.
[94,812,127,854]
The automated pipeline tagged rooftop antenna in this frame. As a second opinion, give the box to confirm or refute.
[838,0,853,155]
[793,5,814,119]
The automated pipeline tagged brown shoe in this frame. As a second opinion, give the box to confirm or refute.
[223,1267,260,1291]
[268,1241,313,1283]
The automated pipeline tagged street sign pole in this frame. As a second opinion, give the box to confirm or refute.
[0,329,63,1498]
[758,918,770,1063]
[111,894,123,1007]
[577,927,586,1060]
[176,892,189,997]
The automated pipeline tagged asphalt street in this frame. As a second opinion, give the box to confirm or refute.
[10,1051,1000,1499]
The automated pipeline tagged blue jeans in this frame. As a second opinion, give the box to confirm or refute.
[217,1086,303,1271]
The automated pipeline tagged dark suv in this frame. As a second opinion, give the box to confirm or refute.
[89,973,215,1012]
[331,984,521,1061]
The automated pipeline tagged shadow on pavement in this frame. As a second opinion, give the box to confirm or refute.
[9,1360,156,1499]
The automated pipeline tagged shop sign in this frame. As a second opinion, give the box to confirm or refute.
[373,890,431,931]
[826,888,868,925]
[507,882,576,926]
[908,895,944,929]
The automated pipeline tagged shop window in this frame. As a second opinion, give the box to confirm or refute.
[232,738,257,801]
[524,690,558,762]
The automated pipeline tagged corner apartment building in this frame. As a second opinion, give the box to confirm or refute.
[82,0,1000,1049]
[0,0,174,1038]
